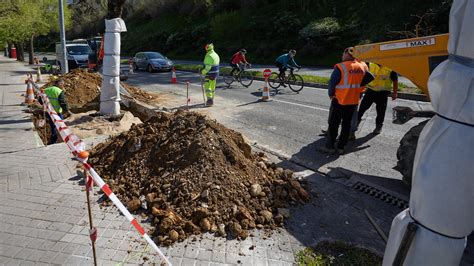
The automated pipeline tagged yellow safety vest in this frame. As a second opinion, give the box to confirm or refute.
[44,86,63,113]
[367,63,393,92]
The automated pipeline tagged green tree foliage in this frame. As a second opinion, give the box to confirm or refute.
[70,0,452,66]
[0,0,71,61]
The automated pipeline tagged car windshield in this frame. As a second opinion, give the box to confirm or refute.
[67,46,90,55]
[147,52,165,59]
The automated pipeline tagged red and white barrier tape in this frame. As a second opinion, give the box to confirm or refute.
[35,80,171,265]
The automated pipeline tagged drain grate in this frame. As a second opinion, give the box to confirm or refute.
[352,181,409,209]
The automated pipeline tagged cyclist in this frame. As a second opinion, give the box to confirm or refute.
[230,49,250,76]
[275,50,301,80]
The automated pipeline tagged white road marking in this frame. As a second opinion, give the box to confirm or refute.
[180,80,330,112]
[271,99,330,112]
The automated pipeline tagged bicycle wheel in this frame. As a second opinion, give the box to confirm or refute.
[268,72,281,89]
[238,71,253,87]
[223,73,234,86]
[288,74,304,92]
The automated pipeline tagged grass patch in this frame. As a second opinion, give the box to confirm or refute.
[295,241,382,266]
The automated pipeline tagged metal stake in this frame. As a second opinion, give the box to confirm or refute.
[84,169,98,266]
[186,81,189,108]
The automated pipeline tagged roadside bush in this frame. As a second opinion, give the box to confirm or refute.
[272,12,302,37]
[210,11,244,41]
[299,17,342,41]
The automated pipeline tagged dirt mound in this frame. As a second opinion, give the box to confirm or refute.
[42,69,101,110]
[121,83,167,106]
[90,110,309,245]
[42,69,165,111]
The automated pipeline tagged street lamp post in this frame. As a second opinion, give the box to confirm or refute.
[58,0,68,74]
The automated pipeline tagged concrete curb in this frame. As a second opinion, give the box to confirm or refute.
[175,68,429,103]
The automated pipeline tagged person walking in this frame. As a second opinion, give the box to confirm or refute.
[40,78,71,144]
[201,43,220,106]
[318,47,374,155]
[357,62,398,134]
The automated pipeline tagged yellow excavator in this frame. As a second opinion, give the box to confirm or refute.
[353,33,449,185]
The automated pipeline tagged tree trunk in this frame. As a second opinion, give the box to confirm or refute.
[14,42,25,62]
[7,42,12,57]
[28,35,34,65]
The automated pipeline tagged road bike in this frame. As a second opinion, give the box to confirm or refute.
[223,64,254,87]
[268,68,304,92]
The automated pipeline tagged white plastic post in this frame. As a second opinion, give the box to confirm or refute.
[100,18,127,116]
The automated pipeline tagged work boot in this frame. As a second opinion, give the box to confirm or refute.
[348,132,356,141]
[317,144,335,154]
[206,98,214,107]
[336,148,345,155]
[320,126,328,135]
[373,125,382,134]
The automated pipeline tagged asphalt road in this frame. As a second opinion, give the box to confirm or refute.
[122,67,432,181]
[174,60,417,88]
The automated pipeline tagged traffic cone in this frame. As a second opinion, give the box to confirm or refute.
[36,66,43,83]
[171,67,177,84]
[261,79,271,101]
[25,79,35,104]
[128,58,134,74]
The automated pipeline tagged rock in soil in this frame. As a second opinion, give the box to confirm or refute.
[89,110,309,246]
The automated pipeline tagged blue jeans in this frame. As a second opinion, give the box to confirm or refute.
[48,113,63,144]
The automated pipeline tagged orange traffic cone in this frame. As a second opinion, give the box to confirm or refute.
[36,66,43,83]
[261,79,271,101]
[25,78,35,104]
[128,58,134,74]
[171,67,177,84]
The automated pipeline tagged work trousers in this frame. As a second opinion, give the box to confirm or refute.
[357,89,390,127]
[204,77,216,99]
[47,113,63,144]
[328,102,358,133]
[327,100,357,149]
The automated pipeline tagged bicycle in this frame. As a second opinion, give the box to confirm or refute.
[223,64,254,87]
[268,68,304,93]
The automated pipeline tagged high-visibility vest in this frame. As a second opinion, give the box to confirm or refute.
[367,63,393,92]
[44,86,63,113]
[334,60,366,105]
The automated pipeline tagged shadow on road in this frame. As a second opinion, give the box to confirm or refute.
[287,133,377,174]
[278,169,400,257]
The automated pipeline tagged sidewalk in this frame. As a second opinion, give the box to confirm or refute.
[0,56,406,265]
[0,57,154,265]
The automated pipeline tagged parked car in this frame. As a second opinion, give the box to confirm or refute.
[132,52,174,72]
[56,42,91,69]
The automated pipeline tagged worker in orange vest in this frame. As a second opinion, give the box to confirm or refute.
[318,47,374,155]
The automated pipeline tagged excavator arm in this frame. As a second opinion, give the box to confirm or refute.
[353,33,449,96]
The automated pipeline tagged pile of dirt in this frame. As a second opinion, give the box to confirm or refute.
[90,110,309,245]
[42,68,101,111]
[42,69,165,111]
[121,83,167,106]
